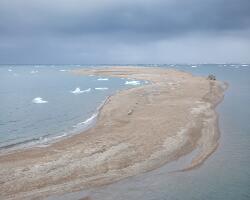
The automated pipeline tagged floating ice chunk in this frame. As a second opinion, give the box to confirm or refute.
[97,78,109,81]
[32,97,48,104]
[30,70,38,74]
[191,65,197,68]
[71,87,91,94]
[125,80,141,85]
[59,69,69,72]
[8,69,12,72]
[95,87,109,90]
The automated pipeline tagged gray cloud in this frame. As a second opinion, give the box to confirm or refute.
[0,0,250,64]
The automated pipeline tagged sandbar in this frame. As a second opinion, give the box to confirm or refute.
[0,66,226,199]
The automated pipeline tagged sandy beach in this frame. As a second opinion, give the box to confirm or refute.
[0,67,226,200]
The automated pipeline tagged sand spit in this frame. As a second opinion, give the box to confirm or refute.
[0,67,226,199]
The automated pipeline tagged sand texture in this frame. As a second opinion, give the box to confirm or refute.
[0,67,226,199]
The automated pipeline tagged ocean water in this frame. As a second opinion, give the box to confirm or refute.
[46,64,250,200]
[0,65,145,151]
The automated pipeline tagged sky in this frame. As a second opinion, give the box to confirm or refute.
[0,0,249,64]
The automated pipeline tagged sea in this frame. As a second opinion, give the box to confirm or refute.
[1,64,250,200]
[0,65,145,151]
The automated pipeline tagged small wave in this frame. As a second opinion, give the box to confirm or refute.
[241,64,248,67]
[191,65,197,68]
[0,138,40,150]
[32,97,48,104]
[74,113,98,128]
[97,78,109,81]
[125,80,141,86]
[38,133,68,145]
[0,133,67,151]
[8,69,12,72]
[71,87,91,94]
[95,87,109,90]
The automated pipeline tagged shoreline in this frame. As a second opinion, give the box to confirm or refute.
[0,66,226,200]
[0,86,119,155]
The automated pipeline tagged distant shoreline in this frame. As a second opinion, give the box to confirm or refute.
[0,66,226,200]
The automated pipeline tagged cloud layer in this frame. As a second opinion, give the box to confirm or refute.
[0,0,250,64]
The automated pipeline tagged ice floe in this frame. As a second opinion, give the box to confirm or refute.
[71,87,91,94]
[95,87,109,90]
[125,80,141,85]
[59,69,69,72]
[30,70,38,74]
[97,78,109,81]
[32,97,48,104]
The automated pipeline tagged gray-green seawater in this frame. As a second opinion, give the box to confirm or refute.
[0,65,145,151]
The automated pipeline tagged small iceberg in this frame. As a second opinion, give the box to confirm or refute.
[71,87,91,94]
[125,80,141,86]
[95,87,108,90]
[32,97,48,104]
[97,78,109,81]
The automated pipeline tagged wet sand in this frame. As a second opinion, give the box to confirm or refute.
[0,67,226,200]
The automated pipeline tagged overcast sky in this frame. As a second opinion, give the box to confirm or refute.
[0,0,249,64]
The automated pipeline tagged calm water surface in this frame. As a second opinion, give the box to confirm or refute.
[0,65,143,150]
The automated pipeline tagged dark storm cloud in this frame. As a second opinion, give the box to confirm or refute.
[1,0,250,37]
[0,0,249,64]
